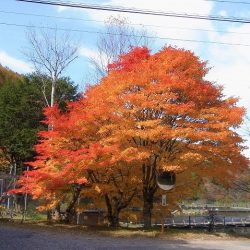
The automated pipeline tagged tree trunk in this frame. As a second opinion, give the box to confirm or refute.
[47,210,52,223]
[54,204,62,221]
[105,195,120,227]
[109,208,120,227]
[64,206,76,224]
[142,159,158,229]
[50,79,56,107]
[111,216,119,227]
[143,191,153,229]
[64,185,81,224]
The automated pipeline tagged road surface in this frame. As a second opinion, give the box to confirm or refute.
[0,224,250,250]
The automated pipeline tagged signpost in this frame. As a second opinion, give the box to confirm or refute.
[161,194,167,206]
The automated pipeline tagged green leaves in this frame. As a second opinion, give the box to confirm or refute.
[0,79,44,164]
[0,70,79,169]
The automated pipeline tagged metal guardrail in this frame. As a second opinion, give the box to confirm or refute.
[157,215,250,228]
[182,204,250,209]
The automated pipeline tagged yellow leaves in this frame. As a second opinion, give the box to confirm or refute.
[94,184,114,195]
[0,153,10,170]
[94,185,101,194]
[116,147,150,162]
[120,147,138,158]
[136,120,161,128]
[180,152,205,164]
[37,200,58,211]
[227,106,245,125]
[69,177,87,185]
[161,165,184,173]
[98,124,118,135]
[201,104,245,127]
[225,97,239,106]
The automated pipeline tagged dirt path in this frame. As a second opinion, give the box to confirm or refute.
[0,224,250,250]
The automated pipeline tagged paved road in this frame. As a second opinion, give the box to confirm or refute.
[0,224,250,250]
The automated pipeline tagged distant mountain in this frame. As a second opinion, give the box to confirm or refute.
[0,65,22,86]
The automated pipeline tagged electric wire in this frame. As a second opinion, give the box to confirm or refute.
[204,0,250,5]
[2,9,250,35]
[16,0,250,24]
[1,21,250,47]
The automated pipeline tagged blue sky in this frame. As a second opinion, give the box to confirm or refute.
[1,0,250,154]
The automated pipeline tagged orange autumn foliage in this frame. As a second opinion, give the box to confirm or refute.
[14,103,118,210]
[14,46,248,227]
[84,46,248,227]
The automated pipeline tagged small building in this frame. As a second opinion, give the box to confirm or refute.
[77,209,105,226]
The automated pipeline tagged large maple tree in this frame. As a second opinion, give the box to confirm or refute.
[15,46,248,228]
[85,46,248,228]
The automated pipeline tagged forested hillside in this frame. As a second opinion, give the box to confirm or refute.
[0,65,22,86]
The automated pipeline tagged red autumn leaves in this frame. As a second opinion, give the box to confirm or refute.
[13,46,248,225]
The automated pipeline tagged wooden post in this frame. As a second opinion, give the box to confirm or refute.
[76,197,80,225]
[23,166,29,221]
[161,214,164,233]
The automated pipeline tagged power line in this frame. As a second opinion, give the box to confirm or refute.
[2,9,250,36]
[1,21,250,47]
[204,0,250,5]
[16,0,250,24]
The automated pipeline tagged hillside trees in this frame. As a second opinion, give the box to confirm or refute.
[0,79,44,173]
[15,46,248,228]
[24,74,80,111]
[0,65,22,86]
[0,68,79,216]
[0,73,79,173]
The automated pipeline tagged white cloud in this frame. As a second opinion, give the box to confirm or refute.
[205,23,250,157]
[56,6,70,12]
[0,51,32,74]
[208,62,250,107]
[206,23,250,109]
[218,10,227,17]
[79,47,99,59]
[79,46,110,70]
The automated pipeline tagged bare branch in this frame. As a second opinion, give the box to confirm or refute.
[23,26,79,106]
[88,15,152,82]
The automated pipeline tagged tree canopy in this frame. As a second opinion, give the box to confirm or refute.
[14,46,248,228]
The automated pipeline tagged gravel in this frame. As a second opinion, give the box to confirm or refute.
[0,224,250,250]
